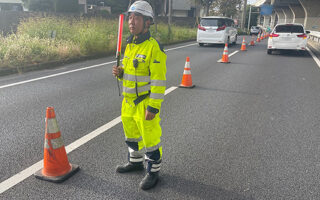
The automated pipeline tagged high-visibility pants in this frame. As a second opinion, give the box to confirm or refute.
[121,96,162,173]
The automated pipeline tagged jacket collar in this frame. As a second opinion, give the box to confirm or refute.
[126,31,151,44]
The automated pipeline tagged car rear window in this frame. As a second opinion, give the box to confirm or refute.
[275,25,304,33]
[200,18,224,27]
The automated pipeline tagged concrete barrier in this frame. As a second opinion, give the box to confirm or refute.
[309,31,320,44]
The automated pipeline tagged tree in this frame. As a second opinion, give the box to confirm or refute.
[104,0,130,14]
[145,0,165,33]
[210,0,242,17]
[195,0,216,16]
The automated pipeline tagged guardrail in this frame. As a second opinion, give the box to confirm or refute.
[309,31,320,43]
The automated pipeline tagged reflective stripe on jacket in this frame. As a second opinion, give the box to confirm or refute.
[121,31,167,112]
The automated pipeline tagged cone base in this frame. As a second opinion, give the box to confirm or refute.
[241,49,247,51]
[34,164,80,183]
[179,84,195,88]
[218,60,230,63]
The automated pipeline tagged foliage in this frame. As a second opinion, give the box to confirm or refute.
[194,0,216,15]
[210,0,242,17]
[0,16,196,69]
[104,0,130,14]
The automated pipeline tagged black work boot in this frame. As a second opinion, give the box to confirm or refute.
[116,162,144,173]
[139,172,159,190]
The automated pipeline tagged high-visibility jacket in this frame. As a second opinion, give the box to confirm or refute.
[120,31,167,113]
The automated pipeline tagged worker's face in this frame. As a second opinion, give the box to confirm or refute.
[128,13,145,35]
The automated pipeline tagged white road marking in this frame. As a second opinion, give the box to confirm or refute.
[0,61,116,90]
[0,86,178,194]
[165,43,197,51]
[307,47,320,68]
[0,43,197,90]
[229,50,239,57]
[217,50,240,62]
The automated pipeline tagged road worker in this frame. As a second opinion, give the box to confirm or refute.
[112,0,167,190]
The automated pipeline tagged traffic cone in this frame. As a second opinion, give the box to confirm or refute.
[179,57,195,88]
[240,37,247,51]
[249,36,255,46]
[218,43,231,63]
[34,107,79,183]
[260,33,264,41]
[257,34,261,42]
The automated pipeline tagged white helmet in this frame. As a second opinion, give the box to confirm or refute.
[128,1,154,20]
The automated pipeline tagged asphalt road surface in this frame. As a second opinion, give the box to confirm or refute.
[1,36,320,200]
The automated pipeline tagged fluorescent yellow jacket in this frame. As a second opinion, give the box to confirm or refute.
[120,31,167,114]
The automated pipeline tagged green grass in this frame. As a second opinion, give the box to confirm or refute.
[0,16,196,69]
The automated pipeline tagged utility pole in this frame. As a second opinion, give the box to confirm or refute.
[247,5,252,31]
[168,0,172,25]
[241,0,247,30]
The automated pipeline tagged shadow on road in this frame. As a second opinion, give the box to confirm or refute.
[158,173,255,200]
[269,50,310,57]
[68,170,255,199]
[198,43,240,48]
[70,171,157,200]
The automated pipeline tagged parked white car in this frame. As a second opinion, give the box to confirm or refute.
[197,16,238,46]
[267,23,309,54]
[250,26,261,35]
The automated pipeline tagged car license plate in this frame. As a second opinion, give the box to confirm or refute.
[281,37,292,41]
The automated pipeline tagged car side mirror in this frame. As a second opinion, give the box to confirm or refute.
[306,30,310,34]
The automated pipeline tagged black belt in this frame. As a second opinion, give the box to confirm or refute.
[133,93,149,105]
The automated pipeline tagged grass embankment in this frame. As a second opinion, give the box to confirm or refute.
[0,17,196,69]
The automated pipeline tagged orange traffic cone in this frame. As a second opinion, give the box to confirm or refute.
[240,37,247,51]
[179,57,195,88]
[260,33,264,41]
[249,36,255,46]
[219,43,231,63]
[257,34,261,42]
[34,107,79,183]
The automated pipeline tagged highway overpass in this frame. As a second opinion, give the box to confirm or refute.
[254,0,320,32]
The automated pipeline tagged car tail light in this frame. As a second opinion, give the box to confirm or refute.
[269,33,279,38]
[297,34,307,39]
[198,24,206,31]
[216,25,226,31]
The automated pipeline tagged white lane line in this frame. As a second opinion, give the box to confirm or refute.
[307,47,320,68]
[0,61,116,90]
[229,50,239,57]
[0,43,197,90]
[165,43,197,51]
[0,86,178,194]
[217,50,240,62]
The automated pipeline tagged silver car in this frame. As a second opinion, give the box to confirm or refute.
[250,26,261,35]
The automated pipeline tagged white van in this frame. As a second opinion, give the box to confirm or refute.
[197,16,238,46]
